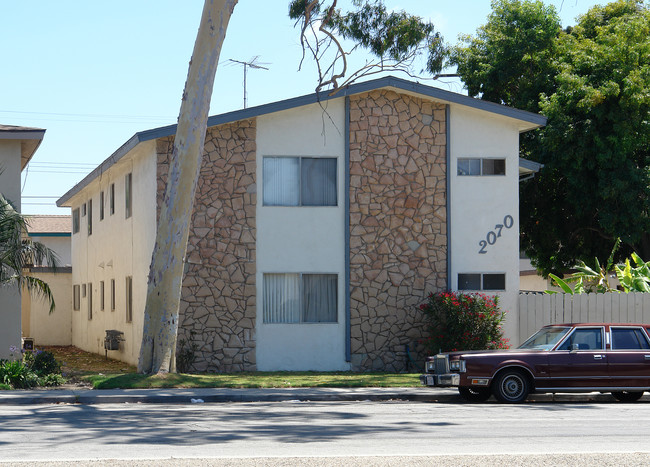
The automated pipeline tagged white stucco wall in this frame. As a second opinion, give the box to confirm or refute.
[0,140,23,359]
[29,236,72,266]
[256,99,350,370]
[448,105,522,346]
[68,140,157,365]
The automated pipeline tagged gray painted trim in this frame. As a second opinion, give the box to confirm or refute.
[344,96,351,363]
[519,157,544,173]
[29,266,72,274]
[0,130,46,140]
[445,104,452,291]
[57,76,547,207]
[27,232,71,237]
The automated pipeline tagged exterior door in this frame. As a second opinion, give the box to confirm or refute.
[546,327,609,389]
[607,326,650,389]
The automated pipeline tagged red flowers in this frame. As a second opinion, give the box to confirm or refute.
[419,290,509,353]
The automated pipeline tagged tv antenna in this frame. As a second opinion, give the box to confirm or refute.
[227,56,270,108]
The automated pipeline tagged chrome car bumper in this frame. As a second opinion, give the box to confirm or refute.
[420,373,460,387]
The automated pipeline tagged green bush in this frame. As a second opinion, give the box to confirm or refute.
[37,373,65,387]
[419,291,509,353]
[24,350,61,376]
[0,359,39,389]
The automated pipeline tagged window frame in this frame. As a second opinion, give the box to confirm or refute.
[87,198,93,235]
[263,272,338,324]
[262,156,338,207]
[110,183,115,215]
[457,158,506,176]
[457,272,506,291]
[72,208,80,234]
[88,282,93,320]
[110,278,116,311]
[125,173,132,219]
[100,280,105,311]
[125,276,133,322]
[610,326,650,350]
[100,191,105,221]
[73,284,80,311]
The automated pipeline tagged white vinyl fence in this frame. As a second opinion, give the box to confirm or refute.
[518,292,650,344]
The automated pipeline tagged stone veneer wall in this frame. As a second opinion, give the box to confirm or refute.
[156,120,257,372]
[348,90,447,371]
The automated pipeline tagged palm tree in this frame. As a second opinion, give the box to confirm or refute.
[0,193,58,313]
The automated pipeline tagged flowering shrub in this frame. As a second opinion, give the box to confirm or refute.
[419,291,509,353]
[0,347,63,389]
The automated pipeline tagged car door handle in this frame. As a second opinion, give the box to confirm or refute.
[593,355,606,360]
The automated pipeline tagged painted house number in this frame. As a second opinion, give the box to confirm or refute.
[478,215,514,254]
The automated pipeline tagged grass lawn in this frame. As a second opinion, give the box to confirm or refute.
[42,345,421,390]
[85,372,422,389]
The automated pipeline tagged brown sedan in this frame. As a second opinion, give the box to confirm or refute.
[421,323,650,403]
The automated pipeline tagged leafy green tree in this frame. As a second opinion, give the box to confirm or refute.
[452,0,650,276]
[0,194,58,313]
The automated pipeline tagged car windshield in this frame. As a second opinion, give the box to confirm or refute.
[518,326,571,350]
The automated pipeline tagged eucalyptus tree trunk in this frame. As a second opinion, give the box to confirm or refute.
[138,0,238,374]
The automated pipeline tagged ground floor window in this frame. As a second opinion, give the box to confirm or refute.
[73,284,80,311]
[125,276,133,322]
[263,273,337,323]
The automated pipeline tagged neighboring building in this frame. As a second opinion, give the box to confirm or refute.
[21,215,73,346]
[57,77,546,371]
[0,124,45,360]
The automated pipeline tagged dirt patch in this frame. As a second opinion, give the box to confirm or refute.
[41,346,136,388]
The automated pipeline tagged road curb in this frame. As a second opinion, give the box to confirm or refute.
[0,387,646,405]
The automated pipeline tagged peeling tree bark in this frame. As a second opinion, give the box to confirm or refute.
[138,0,238,374]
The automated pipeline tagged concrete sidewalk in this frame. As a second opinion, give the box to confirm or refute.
[0,386,640,405]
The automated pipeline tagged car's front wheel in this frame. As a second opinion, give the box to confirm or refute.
[611,391,644,402]
[492,369,530,403]
[458,387,491,402]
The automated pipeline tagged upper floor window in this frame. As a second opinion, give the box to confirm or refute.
[458,158,506,176]
[87,199,93,235]
[72,208,80,234]
[125,173,132,218]
[458,273,506,291]
[100,191,105,221]
[263,157,337,206]
[110,183,115,215]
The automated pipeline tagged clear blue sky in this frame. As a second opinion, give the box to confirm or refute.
[2,0,601,215]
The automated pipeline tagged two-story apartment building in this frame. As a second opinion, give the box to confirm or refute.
[0,124,46,359]
[57,77,545,372]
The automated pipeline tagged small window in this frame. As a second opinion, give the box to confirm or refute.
[110,183,115,215]
[125,173,132,218]
[263,273,338,323]
[110,278,116,311]
[458,273,506,291]
[81,203,87,217]
[82,283,86,297]
[100,281,105,311]
[125,276,133,322]
[100,191,105,221]
[88,282,93,320]
[263,157,337,206]
[73,285,80,311]
[72,208,80,234]
[457,158,506,176]
[611,327,650,350]
[557,328,604,351]
[87,199,93,235]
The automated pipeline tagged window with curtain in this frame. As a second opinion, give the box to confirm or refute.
[263,156,337,206]
[263,273,337,323]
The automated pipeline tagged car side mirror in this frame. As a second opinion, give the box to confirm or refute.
[570,343,580,352]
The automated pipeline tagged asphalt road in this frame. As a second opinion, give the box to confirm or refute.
[1,399,650,465]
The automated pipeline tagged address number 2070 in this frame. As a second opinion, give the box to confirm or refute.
[478,215,514,254]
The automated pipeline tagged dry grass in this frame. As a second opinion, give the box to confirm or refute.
[41,346,136,384]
